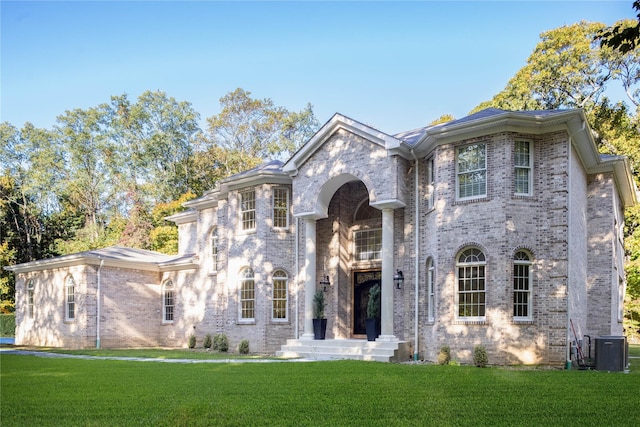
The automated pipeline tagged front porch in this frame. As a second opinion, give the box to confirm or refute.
[276,338,411,362]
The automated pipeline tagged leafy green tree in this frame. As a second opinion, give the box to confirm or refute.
[597,1,640,54]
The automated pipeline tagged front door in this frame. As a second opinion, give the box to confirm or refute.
[353,271,381,336]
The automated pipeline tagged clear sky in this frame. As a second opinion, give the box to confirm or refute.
[1,0,636,135]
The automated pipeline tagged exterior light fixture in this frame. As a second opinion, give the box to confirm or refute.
[394,270,404,289]
[319,275,330,292]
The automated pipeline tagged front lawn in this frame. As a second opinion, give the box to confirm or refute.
[1,351,639,426]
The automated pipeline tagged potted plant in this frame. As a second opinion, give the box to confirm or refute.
[313,289,327,340]
[365,284,381,341]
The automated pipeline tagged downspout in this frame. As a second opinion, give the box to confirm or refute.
[96,258,104,349]
[411,149,420,361]
[295,217,299,339]
[565,137,573,369]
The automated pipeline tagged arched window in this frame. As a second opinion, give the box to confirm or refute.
[426,258,435,321]
[239,268,255,321]
[456,248,486,320]
[65,276,76,321]
[272,270,288,320]
[27,280,34,319]
[210,228,218,273]
[513,251,532,320]
[162,280,174,323]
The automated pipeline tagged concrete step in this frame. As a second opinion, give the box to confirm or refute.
[276,338,410,362]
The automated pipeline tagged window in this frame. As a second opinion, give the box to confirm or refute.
[513,251,532,320]
[272,270,288,320]
[210,228,218,273]
[514,140,532,195]
[273,188,289,229]
[240,190,256,231]
[456,248,486,320]
[426,157,435,209]
[162,280,174,323]
[239,268,255,321]
[457,143,486,199]
[27,280,34,319]
[427,258,435,321]
[354,229,382,261]
[65,276,76,321]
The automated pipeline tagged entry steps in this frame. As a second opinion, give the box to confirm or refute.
[276,338,410,362]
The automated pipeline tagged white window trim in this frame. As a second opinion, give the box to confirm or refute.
[65,276,76,322]
[210,227,218,274]
[514,139,533,196]
[354,228,383,261]
[271,270,288,322]
[27,280,34,319]
[455,248,486,322]
[240,190,256,232]
[427,258,435,322]
[239,268,256,322]
[162,280,174,324]
[513,251,533,321]
[272,188,289,230]
[456,143,487,201]
[426,156,435,210]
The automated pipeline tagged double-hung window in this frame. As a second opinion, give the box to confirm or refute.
[272,270,288,321]
[456,248,486,321]
[27,280,34,319]
[210,228,218,273]
[240,190,256,231]
[457,143,486,200]
[426,157,435,209]
[514,140,532,195]
[162,280,174,323]
[513,251,532,320]
[273,188,289,229]
[427,258,435,321]
[65,276,75,321]
[239,268,255,321]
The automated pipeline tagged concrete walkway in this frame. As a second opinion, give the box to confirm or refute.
[0,349,314,363]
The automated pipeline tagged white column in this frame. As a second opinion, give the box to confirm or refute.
[302,218,317,339]
[379,208,397,341]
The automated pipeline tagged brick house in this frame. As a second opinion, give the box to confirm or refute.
[6,108,635,365]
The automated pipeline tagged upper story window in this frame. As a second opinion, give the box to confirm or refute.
[426,157,435,209]
[162,280,174,323]
[354,229,382,261]
[514,140,532,195]
[272,270,288,321]
[456,143,486,200]
[27,280,34,319]
[456,248,486,321]
[239,268,255,321]
[240,190,256,231]
[65,276,76,321]
[273,188,289,229]
[210,228,218,273]
[427,258,435,322]
[513,251,532,321]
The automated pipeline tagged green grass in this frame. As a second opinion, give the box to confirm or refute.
[1,349,639,426]
[38,348,276,360]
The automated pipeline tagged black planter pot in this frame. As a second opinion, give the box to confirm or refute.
[365,318,380,341]
[313,318,327,340]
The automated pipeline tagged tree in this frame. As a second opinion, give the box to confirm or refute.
[597,1,640,54]
[204,88,319,168]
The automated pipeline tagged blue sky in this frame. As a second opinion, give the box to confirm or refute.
[1,1,636,134]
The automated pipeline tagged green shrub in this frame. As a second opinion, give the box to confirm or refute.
[188,334,196,349]
[437,345,451,365]
[473,345,488,367]
[203,333,213,349]
[366,284,381,319]
[213,334,229,352]
[0,314,16,337]
[239,339,250,354]
[313,290,325,319]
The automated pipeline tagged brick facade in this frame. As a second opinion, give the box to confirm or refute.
[8,109,633,365]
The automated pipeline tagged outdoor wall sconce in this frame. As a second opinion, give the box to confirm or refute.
[394,270,404,289]
[319,275,330,292]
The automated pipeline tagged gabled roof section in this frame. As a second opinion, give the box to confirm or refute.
[283,113,402,175]
[4,246,198,274]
